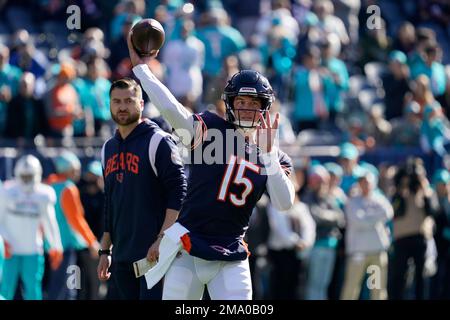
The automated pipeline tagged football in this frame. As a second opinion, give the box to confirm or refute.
[130,18,165,57]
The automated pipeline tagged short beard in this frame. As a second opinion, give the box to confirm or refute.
[111,111,140,126]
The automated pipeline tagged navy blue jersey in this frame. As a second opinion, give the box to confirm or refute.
[102,119,187,263]
[177,111,292,258]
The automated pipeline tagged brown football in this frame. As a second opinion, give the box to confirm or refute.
[130,18,165,57]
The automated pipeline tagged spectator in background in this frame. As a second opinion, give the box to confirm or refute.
[162,18,204,112]
[410,74,436,115]
[320,35,349,126]
[224,0,262,46]
[382,50,411,121]
[293,46,330,132]
[339,142,363,195]
[366,104,392,147]
[109,15,141,80]
[408,27,436,67]
[312,0,350,48]
[204,54,240,112]
[71,28,109,64]
[255,0,300,48]
[45,63,82,139]
[45,152,100,300]
[0,44,22,136]
[410,43,447,103]
[259,24,297,102]
[341,171,393,300]
[420,102,450,160]
[344,114,376,150]
[73,58,111,137]
[431,169,450,299]
[9,30,48,80]
[358,17,391,68]
[267,167,316,299]
[390,159,435,300]
[324,162,347,210]
[196,8,246,98]
[5,72,48,142]
[393,22,416,57]
[390,101,422,147]
[303,164,345,300]
[110,0,145,43]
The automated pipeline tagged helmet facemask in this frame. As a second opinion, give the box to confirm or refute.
[224,94,272,130]
[222,70,275,131]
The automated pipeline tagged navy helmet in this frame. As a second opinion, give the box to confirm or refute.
[222,70,275,129]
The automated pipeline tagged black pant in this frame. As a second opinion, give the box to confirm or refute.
[108,262,162,300]
[390,235,427,300]
[77,249,101,300]
[268,249,300,299]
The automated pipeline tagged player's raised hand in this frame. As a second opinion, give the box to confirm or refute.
[127,31,158,68]
[256,112,279,154]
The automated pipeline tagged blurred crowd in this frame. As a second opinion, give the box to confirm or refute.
[0,0,449,300]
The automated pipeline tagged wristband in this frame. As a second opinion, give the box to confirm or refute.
[98,249,111,257]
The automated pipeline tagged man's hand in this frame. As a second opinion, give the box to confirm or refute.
[256,112,279,154]
[4,241,12,259]
[48,249,63,270]
[127,31,158,68]
[146,237,162,263]
[97,254,112,281]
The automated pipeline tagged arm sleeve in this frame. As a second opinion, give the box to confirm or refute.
[154,135,188,211]
[61,186,97,246]
[132,64,195,143]
[40,194,63,252]
[262,148,295,212]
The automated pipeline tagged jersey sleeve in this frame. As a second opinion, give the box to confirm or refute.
[61,185,97,246]
[153,134,188,211]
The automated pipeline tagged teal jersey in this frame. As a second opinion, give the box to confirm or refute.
[410,59,446,96]
[323,57,349,112]
[0,64,22,132]
[49,180,88,251]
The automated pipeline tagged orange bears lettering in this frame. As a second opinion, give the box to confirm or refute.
[105,152,140,177]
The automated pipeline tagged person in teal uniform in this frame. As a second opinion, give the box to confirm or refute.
[72,58,111,136]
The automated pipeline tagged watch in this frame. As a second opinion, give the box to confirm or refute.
[98,249,111,257]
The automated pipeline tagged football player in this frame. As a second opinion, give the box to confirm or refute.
[0,155,63,300]
[128,34,295,300]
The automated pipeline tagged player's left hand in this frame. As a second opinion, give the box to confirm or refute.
[256,112,279,154]
[146,238,162,263]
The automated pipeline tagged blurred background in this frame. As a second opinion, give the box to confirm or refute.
[0,0,449,300]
